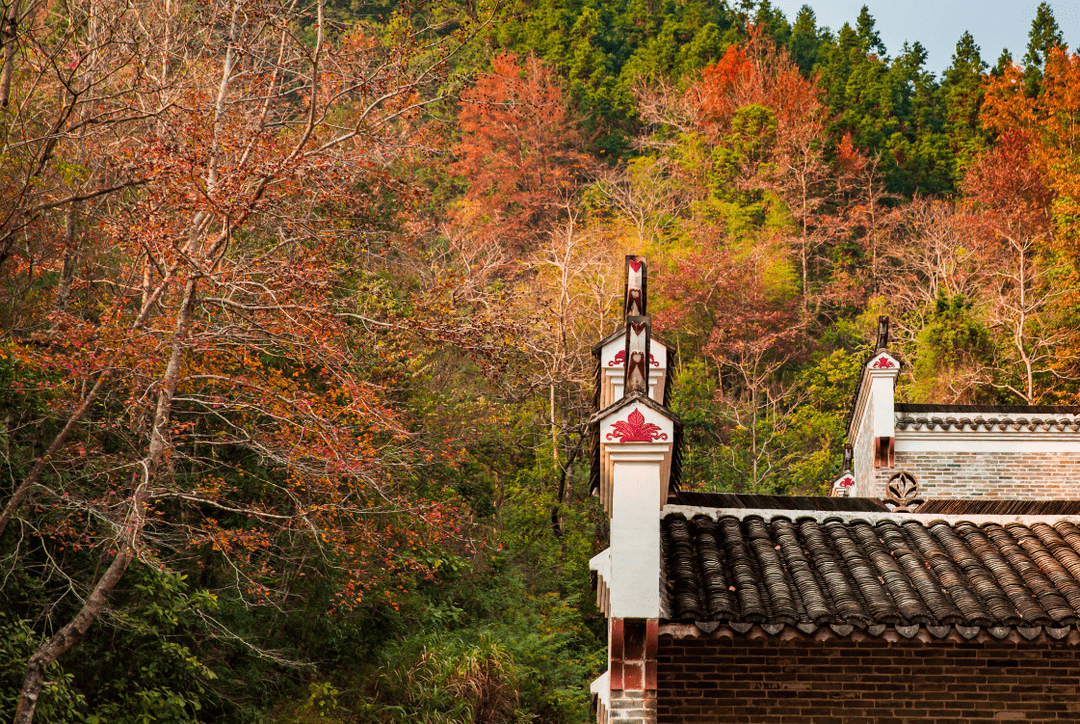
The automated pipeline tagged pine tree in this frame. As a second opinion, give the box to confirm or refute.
[942,31,988,171]
[1023,2,1064,95]
[789,5,820,75]
[855,6,886,56]
[753,0,792,49]
[992,48,1014,78]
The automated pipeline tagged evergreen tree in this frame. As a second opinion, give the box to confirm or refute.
[789,5,820,75]
[992,48,1014,77]
[855,6,886,56]
[754,0,792,50]
[1023,2,1064,96]
[887,41,951,194]
[942,31,988,173]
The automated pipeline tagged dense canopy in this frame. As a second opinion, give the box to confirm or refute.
[2,0,1080,722]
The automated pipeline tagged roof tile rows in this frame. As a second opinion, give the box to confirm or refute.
[662,512,1080,631]
[895,415,1080,432]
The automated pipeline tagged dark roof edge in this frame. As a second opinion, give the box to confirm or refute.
[661,504,1080,525]
[896,403,1080,414]
[671,491,888,512]
[590,390,683,427]
[658,621,1078,645]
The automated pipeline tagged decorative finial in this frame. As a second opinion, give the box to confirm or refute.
[876,315,889,350]
[625,256,647,318]
[884,471,923,512]
[624,316,650,396]
[842,444,853,471]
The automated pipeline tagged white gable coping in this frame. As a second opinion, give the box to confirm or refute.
[849,351,900,496]
[595,398,675,516]
[590,670,610,724]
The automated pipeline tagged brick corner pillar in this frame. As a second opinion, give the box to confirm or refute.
[606,618,658,724]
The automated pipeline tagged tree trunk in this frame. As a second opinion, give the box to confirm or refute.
[14,542,134,724]
[13,277,198,724]
[55,202,79,313]
[0,0,19,108]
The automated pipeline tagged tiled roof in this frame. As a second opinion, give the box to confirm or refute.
[891,403,1080,433]
[895,415,1080,432]
[662,511,1080,637]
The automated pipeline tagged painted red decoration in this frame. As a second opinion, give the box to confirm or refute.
[836,476,854,488]
[628,260,643,272]
[871,355,895,369]
[608,350,661,367]
[606,408,668,442]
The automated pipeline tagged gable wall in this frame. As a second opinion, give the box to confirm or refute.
[658,635,1080,723]
[872,450,1080,500]
[851,395,875,497]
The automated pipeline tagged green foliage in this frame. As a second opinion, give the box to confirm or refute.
[776,348,864,493]
[911,294,994,402]
[789,5,822,74]
[69,566,219,724]
[370,634,524,724]
[0,614,85,723]
[942,32,989,172]
[486,0,740,154]
[670,359,732,490]
[1023,1,1064,96]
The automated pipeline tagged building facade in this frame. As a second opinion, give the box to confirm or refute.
[588,259,1080,724]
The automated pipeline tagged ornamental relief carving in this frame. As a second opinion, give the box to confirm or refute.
[606,408,668,443]
[884,471,923,512]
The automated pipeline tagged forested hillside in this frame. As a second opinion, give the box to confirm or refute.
[1,0,1078,721]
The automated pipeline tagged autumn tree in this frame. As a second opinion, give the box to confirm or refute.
[1,2,481,721]
[657,238,806,491]
[963,130,1064,403]
[685,36,861,312]
[452,53,589,261]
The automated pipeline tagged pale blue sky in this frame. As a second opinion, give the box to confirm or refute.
[769,1,1080,76]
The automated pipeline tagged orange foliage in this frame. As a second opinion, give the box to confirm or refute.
[1,0,473,640]
[453,53,589,256]
[690,34,827,144]
[981,48,1080,260]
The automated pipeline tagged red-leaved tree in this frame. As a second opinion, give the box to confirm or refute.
[0,2,479,721]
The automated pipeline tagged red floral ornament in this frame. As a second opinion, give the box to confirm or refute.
[628,260,643,272]
[606,408,668,442]
[871,355,895,369]
[608,350,661,367]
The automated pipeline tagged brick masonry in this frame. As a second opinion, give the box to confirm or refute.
[873,451,1080,500]
[609,691,657,724]
[658,635,1080,723]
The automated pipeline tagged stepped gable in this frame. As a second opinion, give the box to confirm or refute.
[660,508,1080,638]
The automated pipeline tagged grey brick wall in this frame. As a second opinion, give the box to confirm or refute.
[872,451,1080,500]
